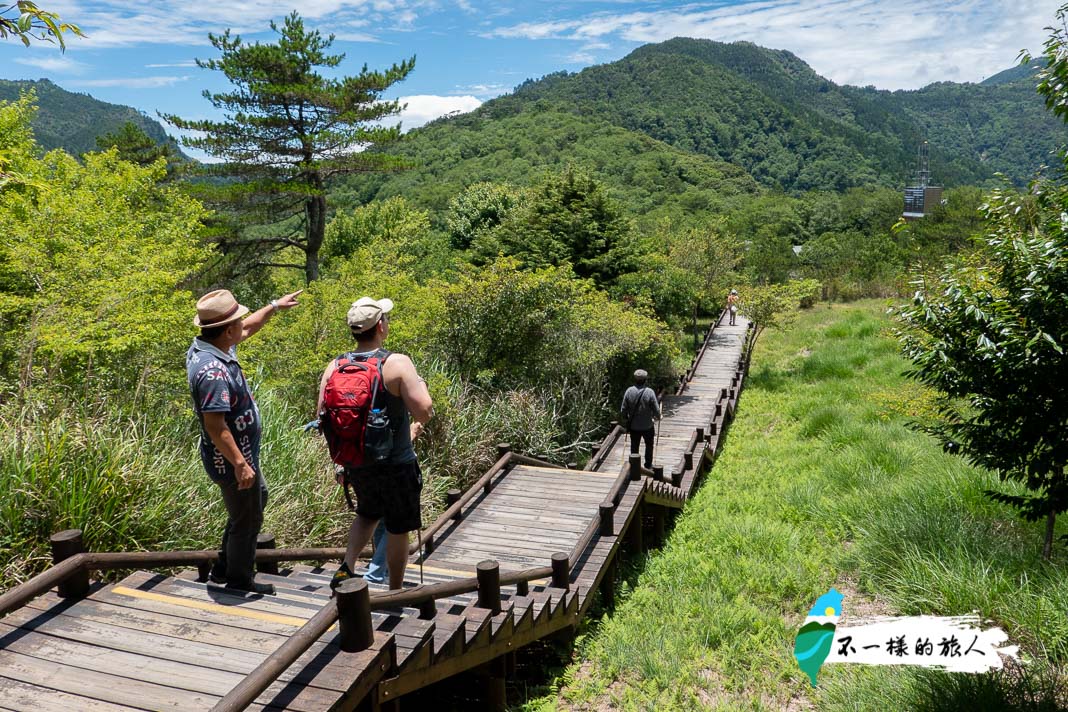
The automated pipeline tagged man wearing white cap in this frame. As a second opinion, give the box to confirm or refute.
[317,296,434,591]
[187,287,301,595]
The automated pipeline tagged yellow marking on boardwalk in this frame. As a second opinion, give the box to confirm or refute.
[415,563,549,586]
[112,586,309,627]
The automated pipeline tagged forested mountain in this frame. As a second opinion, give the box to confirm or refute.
[338,103,761,224]
[0,78,180,157]
[350,39,1063,209]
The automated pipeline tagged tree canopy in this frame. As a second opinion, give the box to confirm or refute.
[163,12,414,283]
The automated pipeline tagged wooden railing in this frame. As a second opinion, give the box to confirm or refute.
[1,310,756,712]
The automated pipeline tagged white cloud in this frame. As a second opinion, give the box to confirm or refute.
[566,51,596,64]
[397,94,482,129]
[68,75,191,89]
[145,60,197,68]
[14,55,88,73]
[50,0,441,48]
[452,82,509,98]
[487,0,1064,90]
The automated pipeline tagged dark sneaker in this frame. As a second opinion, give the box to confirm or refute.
[208,564,227,584]
[330,562,353,591]
[225,580,276,596]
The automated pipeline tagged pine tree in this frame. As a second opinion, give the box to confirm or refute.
[163,12,414,282]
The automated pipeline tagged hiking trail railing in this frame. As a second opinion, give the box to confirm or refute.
[0,308,756,712]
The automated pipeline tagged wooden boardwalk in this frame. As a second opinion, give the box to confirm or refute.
[0,314,752,711]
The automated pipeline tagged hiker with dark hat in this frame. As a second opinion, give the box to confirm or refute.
[187,288,302,595]
[621,369,661,469]
[318,297,433,591]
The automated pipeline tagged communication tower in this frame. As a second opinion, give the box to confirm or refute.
[903,139,943,220]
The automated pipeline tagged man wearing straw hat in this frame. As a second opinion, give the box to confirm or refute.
[187,288,302,595]
[319,296,434,591]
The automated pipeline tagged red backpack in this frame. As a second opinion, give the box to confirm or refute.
[320,350,393,469]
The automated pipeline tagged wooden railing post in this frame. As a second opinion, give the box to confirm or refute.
[627,504,644,553]
[629,453,641,481]
[600,560,616,611]
[671,468,684,487]
[599,501,615,536]
[482,656,507,712]
[550,553,569,590]
[336,578,374,652]
[256,533,279,576]
[447,488,463,521]
[516,580,529,596]
[476,560,501,614]
[424,532,435,556]
[652,506,665,548]
[652,465,664,482]
[496,443,511,460]
[51,530,89,599]
[419,599,437,620]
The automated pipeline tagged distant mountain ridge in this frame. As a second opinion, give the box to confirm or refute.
[351,38,1064,212]
[0,78,181,158]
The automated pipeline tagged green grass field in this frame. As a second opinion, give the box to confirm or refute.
[535,300,1067,711]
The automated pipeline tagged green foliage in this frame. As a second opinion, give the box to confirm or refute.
[325,196,431,260]
[242,253,445,412]
[0,93,208,403]
[342,102,761,226]
[475,165,638,286]
[0,1,82,50]
[433,258,677,445]
[740,279,822,346]
[94,121,183,179]
[611,251,699,323]
[896,184,1068,559]
[444,181,522,249]
[163,12,415,283]
[897,10,1068,560]
[0,90,39,191]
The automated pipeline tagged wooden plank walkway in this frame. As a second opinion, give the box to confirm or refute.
[0,314,751,711]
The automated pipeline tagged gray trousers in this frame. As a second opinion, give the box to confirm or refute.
[216,475,268,586]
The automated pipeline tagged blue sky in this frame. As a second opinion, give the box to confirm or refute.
[2,0,1062,159]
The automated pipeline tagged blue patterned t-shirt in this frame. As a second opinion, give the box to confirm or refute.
[186,338,262,483]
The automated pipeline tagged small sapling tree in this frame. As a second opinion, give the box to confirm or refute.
[897,6,1068,559]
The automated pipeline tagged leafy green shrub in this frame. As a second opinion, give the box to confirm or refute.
[0,91,207,409]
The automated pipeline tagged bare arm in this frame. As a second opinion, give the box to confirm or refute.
[239,289,303,343]
[203,412,257,490]
[316,360,336,415]
[387,355,434,426]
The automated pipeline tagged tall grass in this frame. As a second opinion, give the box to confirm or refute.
[544,301,1068,711]
[0,365,596,588]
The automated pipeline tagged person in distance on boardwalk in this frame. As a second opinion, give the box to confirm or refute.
[187,288,302,596]
[727,289,739,326]
[621,369,661,469]
[319,297,433,591]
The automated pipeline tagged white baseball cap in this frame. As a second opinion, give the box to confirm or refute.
[346,296,394,331]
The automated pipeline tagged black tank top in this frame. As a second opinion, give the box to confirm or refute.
[347,348,416,465]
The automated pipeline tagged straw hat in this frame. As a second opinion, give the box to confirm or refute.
[194,289,250,328]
